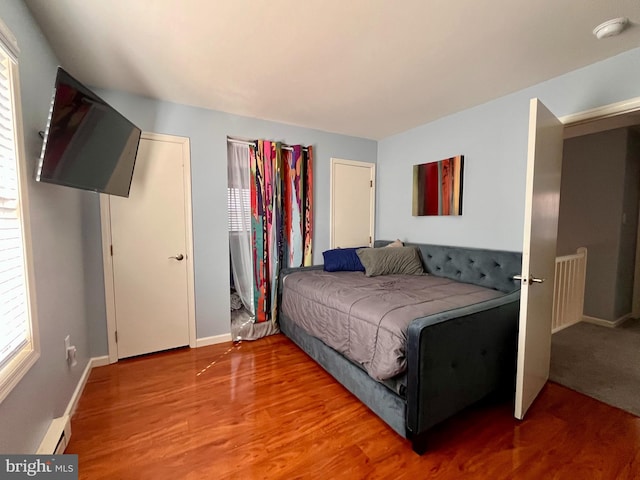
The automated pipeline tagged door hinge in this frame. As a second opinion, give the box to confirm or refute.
[110,245,113,256]
[369,236,372,244]
[370,180,373,187]
[115,330,118,343]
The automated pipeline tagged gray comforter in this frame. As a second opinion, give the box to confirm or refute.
[281,270,504,381]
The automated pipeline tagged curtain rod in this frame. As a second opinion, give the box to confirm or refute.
[227,137,308,152]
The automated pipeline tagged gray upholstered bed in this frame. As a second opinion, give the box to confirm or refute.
[278,241,522,454]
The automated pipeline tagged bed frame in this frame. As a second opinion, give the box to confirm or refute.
[278,241,522,454]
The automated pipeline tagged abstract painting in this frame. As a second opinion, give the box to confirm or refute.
[413,155,464,216]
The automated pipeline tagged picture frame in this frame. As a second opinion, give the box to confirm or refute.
[412,155,464,216]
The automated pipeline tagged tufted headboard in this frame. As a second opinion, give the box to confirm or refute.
[374,241,522,293]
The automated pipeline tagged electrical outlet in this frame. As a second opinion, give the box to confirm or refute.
[64,335,70,358]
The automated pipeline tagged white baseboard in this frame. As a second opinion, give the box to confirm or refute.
[582,313,633,328]
[90,355,110,368]
[196,333,232,347]
[37,415,71,454]
[63,359,92,419]
[36,355,109,454]
[614,313,634,327]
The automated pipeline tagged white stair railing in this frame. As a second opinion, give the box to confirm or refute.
[552,247,587,333]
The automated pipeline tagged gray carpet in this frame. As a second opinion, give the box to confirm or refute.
[550,320,640,417]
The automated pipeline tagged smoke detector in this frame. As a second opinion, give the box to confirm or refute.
[593,17,629,39]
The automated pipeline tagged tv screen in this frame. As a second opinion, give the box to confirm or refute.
[35,67,141,197]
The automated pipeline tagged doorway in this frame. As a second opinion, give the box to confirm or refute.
[560,102,640,325]
[101,133,196,362]
[516,97,640,418]
[330,158,376,248]
[557,126,640,325]
[548,98,640,416]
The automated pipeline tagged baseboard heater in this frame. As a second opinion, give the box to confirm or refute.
[37,415,71,454]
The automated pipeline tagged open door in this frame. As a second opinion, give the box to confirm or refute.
[514,99,564,419]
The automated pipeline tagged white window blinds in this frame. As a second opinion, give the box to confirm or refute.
[227,187,251,231]
[0,46,30,371]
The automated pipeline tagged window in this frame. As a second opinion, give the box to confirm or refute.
[0,19,39,403]
[227,187,251,231]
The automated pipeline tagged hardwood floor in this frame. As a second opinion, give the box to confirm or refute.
[67,334,640,479]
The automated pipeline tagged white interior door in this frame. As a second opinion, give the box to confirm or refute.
[515,99,564,419]
[107,134,194,359]
[330,158,375,248]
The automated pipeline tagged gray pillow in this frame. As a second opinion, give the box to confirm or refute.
[356,246,425,277]
[383,239,404,248]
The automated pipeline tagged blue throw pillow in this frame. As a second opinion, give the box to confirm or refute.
[323,247,366,272]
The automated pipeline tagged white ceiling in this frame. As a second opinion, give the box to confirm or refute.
[24,0,640,140]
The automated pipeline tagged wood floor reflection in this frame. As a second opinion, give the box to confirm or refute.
[66,334,640,479]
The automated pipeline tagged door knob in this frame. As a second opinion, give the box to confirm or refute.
[169,254,184,261]
[513,274,545,284]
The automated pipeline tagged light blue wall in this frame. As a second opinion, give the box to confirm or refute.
[377,47,640,252]
[88,91,378,344]
[0,2,94,453]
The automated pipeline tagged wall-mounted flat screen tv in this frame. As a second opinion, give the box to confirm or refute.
[35,67,141,197]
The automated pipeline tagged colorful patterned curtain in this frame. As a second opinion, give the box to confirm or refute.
[250,141,313,323]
